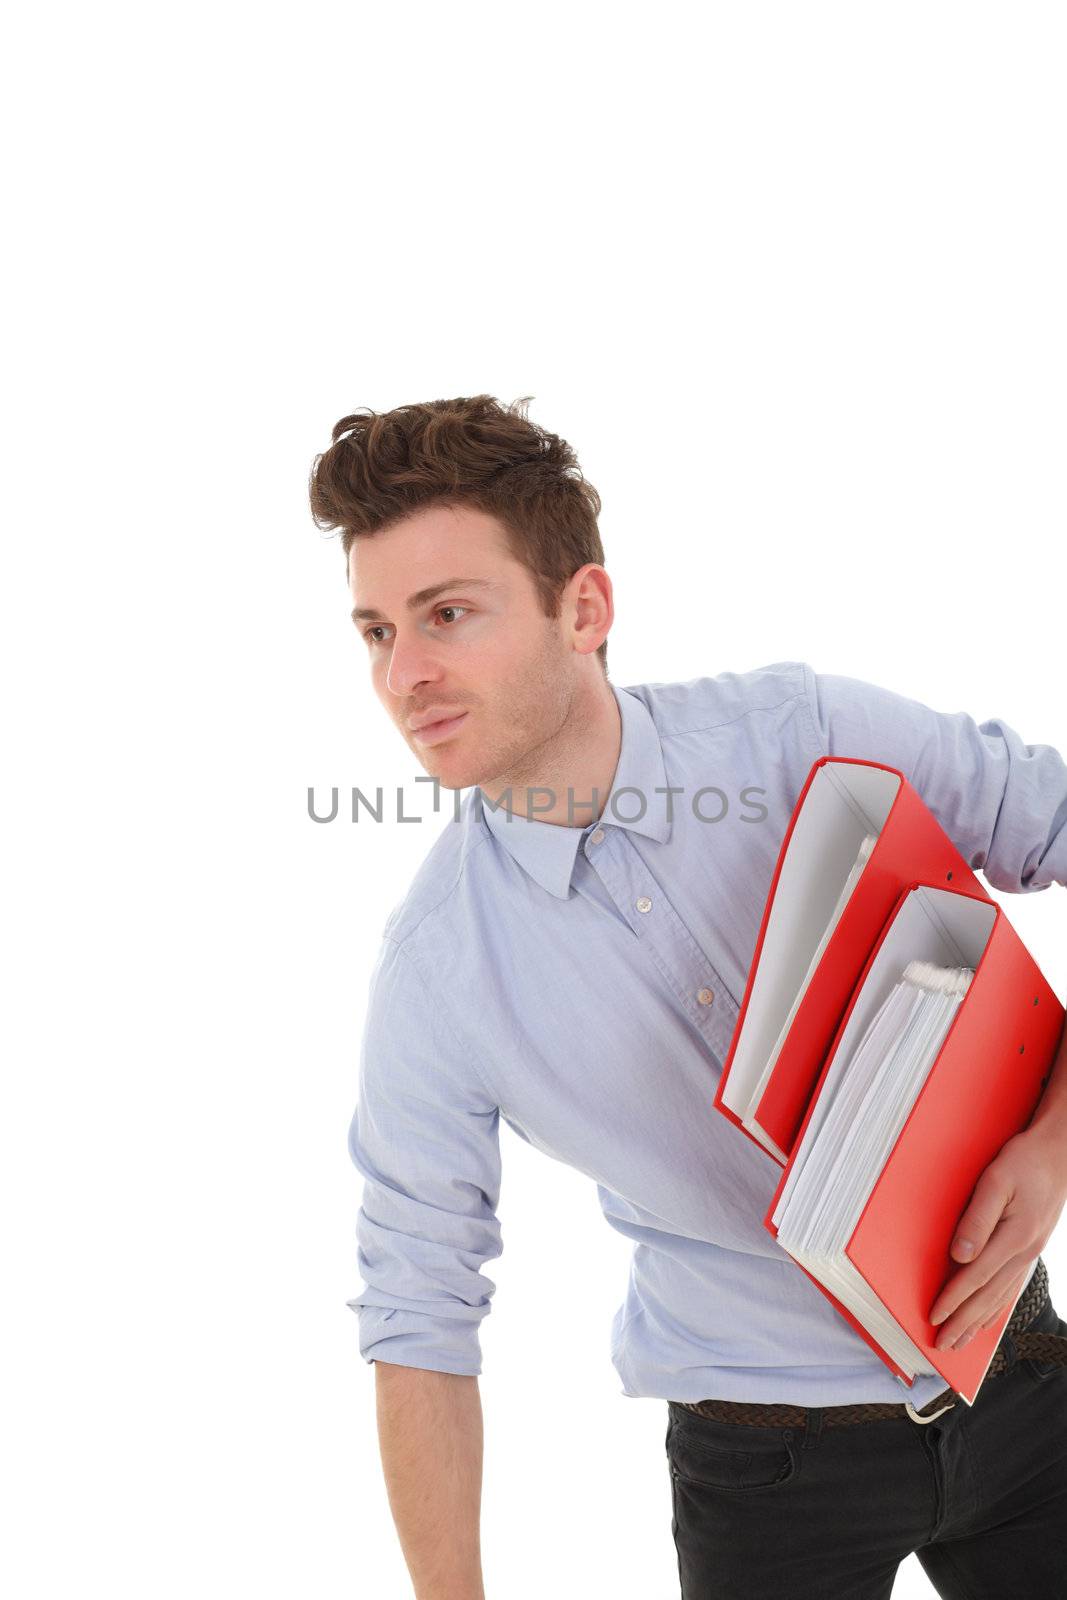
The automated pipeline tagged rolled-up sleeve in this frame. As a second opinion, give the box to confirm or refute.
[346,934,504,1375]
[801,663,1067,893]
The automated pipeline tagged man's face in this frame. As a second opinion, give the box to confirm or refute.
[349,502,584,791]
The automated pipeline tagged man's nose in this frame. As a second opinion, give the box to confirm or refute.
[385,629,443,698]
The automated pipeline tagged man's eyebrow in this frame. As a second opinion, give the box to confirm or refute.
[350,576,500,624]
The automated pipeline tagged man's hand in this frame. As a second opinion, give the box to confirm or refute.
[928,1125,1067,1350]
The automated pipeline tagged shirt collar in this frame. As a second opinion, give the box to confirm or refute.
[477,682,672,899]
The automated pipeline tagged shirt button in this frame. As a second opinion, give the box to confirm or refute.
[697,988,715,1006]
[589,827,605,845]
[636,896,652,913]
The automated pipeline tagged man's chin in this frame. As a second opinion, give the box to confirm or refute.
[412,751,483,792]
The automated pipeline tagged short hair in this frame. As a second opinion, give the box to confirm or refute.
[308,394,608,670]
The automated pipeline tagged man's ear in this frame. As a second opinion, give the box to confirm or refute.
[570,563,613,656]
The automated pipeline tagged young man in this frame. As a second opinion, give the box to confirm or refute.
[310,395,1067,1598]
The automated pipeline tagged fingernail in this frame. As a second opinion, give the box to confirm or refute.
[954,1239,975,1258]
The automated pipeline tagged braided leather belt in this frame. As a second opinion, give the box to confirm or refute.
[680,1258,1067,1430]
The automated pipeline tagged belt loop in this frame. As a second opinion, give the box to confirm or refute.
[1000,1331,1018,1372]
[802,1407,824,1448]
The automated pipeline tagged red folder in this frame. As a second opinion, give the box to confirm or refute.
[714,757,1065,1404]
[715,756,992,1161]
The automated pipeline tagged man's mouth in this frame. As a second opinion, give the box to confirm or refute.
[410,711,469,746]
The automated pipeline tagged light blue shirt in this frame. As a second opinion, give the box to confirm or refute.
[346,660,1067,1406]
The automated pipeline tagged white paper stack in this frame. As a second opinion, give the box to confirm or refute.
[772,959,975,1372]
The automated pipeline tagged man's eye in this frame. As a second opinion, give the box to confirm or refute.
[363,606,468,646]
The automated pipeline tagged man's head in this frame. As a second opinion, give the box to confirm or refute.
[309,395,614,793]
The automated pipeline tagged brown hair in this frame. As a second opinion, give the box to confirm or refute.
[308,394,609,671]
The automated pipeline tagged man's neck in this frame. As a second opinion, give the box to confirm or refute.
[479,678,621,828]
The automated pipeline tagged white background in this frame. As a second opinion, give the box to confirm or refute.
[5,3,1067,1595]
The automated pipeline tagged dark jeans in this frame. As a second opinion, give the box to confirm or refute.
[665,1290,1067,1598]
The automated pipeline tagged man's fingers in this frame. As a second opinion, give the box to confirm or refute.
[980,1265,1031,1329]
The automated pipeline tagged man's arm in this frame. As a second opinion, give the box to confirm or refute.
[347,932,503,1595]
[802,658,1067,1124]
[801,662,1067,1341]
[800,662,1067,896]
[375,1364,485,1600]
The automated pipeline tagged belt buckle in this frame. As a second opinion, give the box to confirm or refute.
[905,1390,958,1425]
